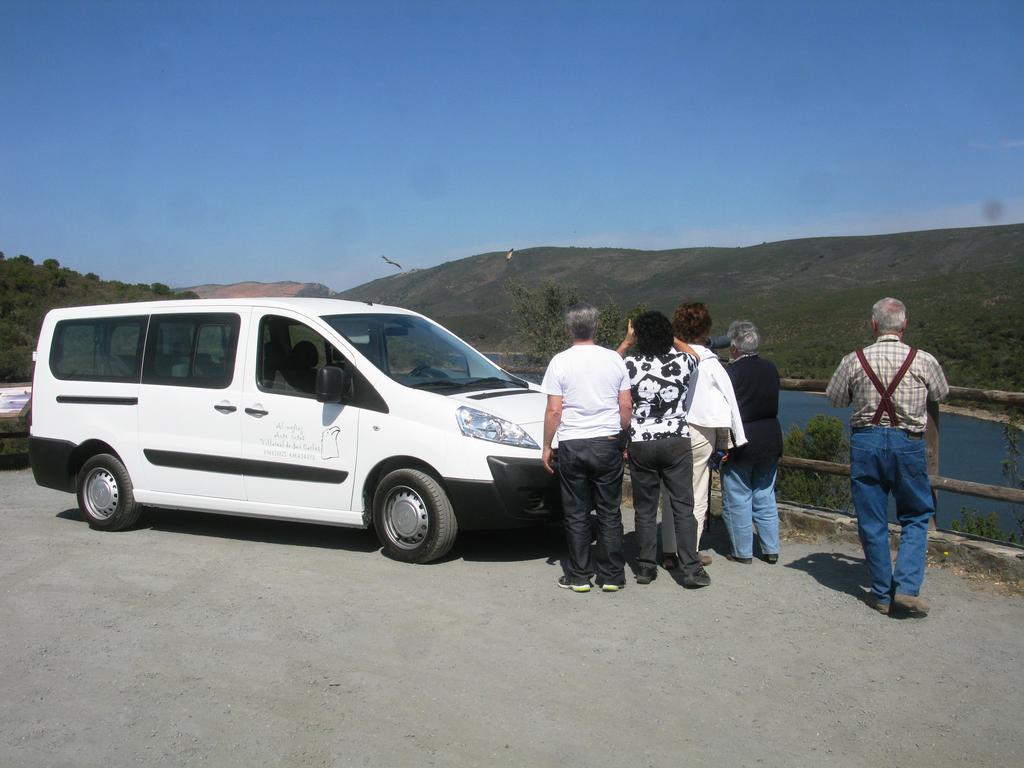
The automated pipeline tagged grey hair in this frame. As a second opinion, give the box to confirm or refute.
[727,320,760,354]
[872,297,907,333]
[565,302,600,341]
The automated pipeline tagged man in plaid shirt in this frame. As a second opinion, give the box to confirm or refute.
[827,298,949,617]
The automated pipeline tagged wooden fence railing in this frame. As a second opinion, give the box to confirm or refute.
[778,380,1024,514]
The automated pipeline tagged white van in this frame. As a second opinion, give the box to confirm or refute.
[29,298,560,562]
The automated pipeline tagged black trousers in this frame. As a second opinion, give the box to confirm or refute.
[557,435,626,586]
[628,436,700,576]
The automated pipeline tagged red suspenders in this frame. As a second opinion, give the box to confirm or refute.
[855,347,917,427]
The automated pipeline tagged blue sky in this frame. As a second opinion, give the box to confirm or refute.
[2,0,1021,291]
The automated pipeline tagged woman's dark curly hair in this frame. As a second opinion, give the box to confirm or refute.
[633,311,675,356]
[672,302,712,343]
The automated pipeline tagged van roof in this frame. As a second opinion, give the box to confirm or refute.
[43,296,420,319]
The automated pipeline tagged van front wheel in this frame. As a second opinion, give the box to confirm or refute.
[373,469,457,563]
[77,454,142,531]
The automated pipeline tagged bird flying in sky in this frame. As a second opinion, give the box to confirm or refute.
[506,248,514,261]
[381,255,402,269]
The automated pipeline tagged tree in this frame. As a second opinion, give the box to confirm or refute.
[505,280,649,363]
[777,414,852,512]
[596,300,623,349]
[596,299,648,350]
[505,280,581,363]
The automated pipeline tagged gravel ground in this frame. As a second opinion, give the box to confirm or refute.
[1,468,1022,768]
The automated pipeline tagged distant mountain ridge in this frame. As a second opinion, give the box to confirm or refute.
[337,223,1024,316]
[180,280,333,299]
[176,223,1024,388]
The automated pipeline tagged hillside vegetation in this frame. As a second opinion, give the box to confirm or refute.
[4,223,1021,391]
[0,253,197,382]
[180,281,333,299]
[338,224,1024,390]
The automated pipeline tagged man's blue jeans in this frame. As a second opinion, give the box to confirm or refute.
[721,459,780,560]
[850,427,934,602]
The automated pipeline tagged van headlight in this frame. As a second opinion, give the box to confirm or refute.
[456,406,539,449]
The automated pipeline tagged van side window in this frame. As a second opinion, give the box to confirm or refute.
[257,315,346,398]
[142,313,241,389]
[50,316,147,382]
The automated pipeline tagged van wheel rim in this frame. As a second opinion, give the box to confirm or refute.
[382,486,428,550]
[84,468,119,520]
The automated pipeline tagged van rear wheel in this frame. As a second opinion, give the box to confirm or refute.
[77,454,142,531]
[373,469,457,563]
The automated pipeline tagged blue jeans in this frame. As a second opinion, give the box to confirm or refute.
[556,435,626,586]
[850,427,934,602]
[721,459,780,560]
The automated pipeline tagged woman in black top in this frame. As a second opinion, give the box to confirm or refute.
[721,320,782,564]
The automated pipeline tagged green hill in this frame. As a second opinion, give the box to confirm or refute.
[0,253,198,382]
[338,224,1024,390]
[4,223,1021,390]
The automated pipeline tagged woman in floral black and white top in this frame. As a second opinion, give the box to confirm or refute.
[617,311,709,588]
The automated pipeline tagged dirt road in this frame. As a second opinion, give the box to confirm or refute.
[2,469,1021,767]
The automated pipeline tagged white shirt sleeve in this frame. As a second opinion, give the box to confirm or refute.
[711,359,748,447]
[616,355,631,391]
[540,356,563,397]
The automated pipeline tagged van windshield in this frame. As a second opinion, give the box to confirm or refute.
[322,313,526,393]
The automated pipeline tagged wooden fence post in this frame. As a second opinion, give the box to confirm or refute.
[926,398,940,531]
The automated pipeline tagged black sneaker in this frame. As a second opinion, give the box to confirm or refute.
[598,583,624,593]
[682,567,711,588]
[635,564,658,585]
[557,575,591,593]
[725,554,752,564]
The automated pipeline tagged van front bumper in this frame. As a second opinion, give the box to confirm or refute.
[446,456,562,530]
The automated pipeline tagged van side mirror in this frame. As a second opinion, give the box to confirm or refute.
[316,365,352,403]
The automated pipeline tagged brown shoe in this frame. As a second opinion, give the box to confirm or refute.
[865,594,891,615]
[892,593,930,617]
[699,551,713,566]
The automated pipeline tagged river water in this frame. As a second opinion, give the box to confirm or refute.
[779,390,1021,533]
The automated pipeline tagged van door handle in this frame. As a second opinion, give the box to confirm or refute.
[214,403,237,414]
[245,406,269,417]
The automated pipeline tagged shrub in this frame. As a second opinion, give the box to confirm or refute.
[950,508,1018,543]
[777,414,852,512]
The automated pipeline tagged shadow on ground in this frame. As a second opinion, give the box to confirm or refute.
[57,506,568,563]
[57,506,380,553]
[451,524,566,564]
[785,551,869,598]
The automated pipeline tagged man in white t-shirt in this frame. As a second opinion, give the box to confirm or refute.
[541,303,632,593]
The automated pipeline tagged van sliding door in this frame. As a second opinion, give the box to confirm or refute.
[136,311,248,502]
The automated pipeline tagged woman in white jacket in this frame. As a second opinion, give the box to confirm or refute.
[665,303,747,565]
